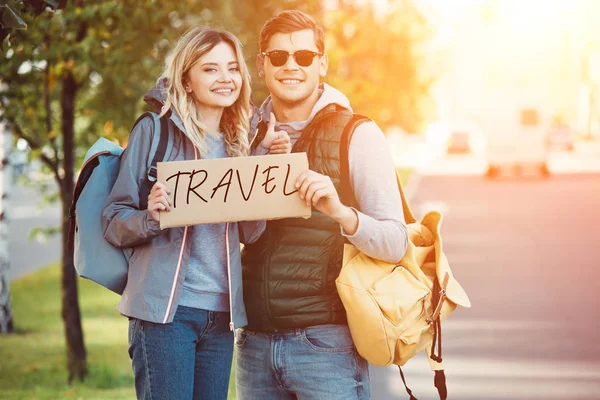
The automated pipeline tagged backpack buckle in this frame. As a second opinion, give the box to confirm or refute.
[148,166,158,182]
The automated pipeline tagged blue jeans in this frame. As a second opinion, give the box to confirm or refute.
[128,306,234,400]
[235,324,370,399]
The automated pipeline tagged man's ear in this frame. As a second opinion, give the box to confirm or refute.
[319,53,328,78]
[256,54,265,78]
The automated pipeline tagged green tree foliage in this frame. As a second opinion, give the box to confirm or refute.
[0,0,66,51]
[0,0,225,383]
[325,1,435,133]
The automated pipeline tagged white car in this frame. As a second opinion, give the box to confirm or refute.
[485,108,550,178]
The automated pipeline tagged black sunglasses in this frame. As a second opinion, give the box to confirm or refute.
[261,50,323,67]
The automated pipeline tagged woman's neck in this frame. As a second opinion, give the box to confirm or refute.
[195,104,224,134]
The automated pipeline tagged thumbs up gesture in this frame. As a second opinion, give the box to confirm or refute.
[261,112,292,154]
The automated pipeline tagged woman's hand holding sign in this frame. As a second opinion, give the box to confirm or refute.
[261,113,292,154]
[295,170,359,235]
[148,182,172,223]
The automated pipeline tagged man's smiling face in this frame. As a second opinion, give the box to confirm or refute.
[258,29,327,108]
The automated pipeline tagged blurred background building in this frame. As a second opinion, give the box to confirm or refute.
[425,0,600,145]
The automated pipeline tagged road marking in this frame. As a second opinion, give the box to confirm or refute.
[371,354,600,399]
[10,205,59,221]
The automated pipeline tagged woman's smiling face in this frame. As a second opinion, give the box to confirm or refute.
[185,41,243,112]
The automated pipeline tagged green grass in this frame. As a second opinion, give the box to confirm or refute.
[0,265,238,399]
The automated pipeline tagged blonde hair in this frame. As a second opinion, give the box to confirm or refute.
[160,27,251,157]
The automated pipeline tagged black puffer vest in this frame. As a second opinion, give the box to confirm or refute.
[241,104,364,332]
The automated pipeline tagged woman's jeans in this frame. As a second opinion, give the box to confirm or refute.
[236,324,370,399]
[128,305,234,400]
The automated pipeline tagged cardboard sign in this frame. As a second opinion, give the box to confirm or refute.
[157,152,311,228]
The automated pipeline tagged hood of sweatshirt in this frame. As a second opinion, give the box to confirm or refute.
[143,78,189,138]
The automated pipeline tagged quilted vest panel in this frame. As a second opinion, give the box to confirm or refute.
[242,105,356,332]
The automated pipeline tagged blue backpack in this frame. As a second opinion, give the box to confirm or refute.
[68,112,173,294]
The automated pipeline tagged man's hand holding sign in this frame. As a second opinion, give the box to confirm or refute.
[261,112,358,235]
[295,170,359,236]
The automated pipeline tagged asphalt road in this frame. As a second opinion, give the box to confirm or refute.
[370,172,600,400]
[8,182,61,281]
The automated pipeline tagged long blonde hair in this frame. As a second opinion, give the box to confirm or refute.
[160,27,251,157]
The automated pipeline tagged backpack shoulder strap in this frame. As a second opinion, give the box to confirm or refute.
[339,114,370,209]
[339,115,416,224]
[141,111,173,184]
[251,117,268,152]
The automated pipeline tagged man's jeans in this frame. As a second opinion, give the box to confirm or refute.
[128,306,234,400]
[235,324,370,399]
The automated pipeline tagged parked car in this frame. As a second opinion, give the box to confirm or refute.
[546,124,575,151]
[485,107,550,179]
[446,131,471,154]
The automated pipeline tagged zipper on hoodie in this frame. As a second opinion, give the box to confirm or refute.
[163,144,198,324]
[225,117,262,331]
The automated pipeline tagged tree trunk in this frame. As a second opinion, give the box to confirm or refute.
[0,121,14,335]
[60,71,87,383]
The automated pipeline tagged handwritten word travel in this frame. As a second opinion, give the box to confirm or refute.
[165,164,299,208]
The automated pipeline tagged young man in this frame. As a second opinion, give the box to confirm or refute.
[236,10,409,399]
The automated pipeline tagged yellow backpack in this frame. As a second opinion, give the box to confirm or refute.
[335,116,471,399]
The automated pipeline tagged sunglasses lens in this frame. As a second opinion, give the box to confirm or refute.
[269,51,288,67]
[266,51,318,67]
[294,51,316,67]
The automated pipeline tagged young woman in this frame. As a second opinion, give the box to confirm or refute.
[102,27,289,400]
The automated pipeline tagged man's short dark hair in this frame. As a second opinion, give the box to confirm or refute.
[259,10,325,53]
